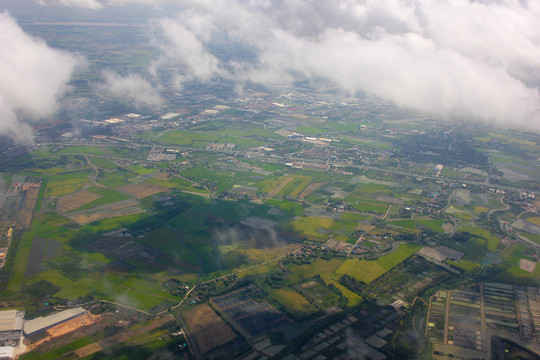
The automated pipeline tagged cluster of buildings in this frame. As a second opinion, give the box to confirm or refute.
[0,308,87,359]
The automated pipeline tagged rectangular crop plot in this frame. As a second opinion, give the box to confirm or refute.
[183,304,236,355]
[117,184,170,199]
[87,237,158,262]
[67,199,143,225]
[25,237,62,278]
[212,285,290,338]
[57,190,103,213]
[19,186,40,230]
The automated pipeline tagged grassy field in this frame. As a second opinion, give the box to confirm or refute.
[447,259,480,273]
[141,130,265,149]
[90,157,117,170]
[390,219,446,234]
[284,258,344,285]
[76,187,131,210]
[98,170,131,188]
[266,287,319,319]
[336,259,385,284]
[519,230,540,245]
[46,171,91,197]
[445,205,474,220]
[290,216,334,241]
[6,213,75,292]
[279,175,312,197]
[459,226,501,252]
[57,146,106,156]
[335,243,421,284]
[326,280,362,306]
[19,336,94,360]
[261,175,290,194]
[264,199,304,217]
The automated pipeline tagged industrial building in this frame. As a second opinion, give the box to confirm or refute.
[23,307,87,337]
[0,310,23,347]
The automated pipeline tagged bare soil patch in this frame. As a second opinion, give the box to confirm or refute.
[299,182,326,199]
[519,258,537,273]
[68,199,143,225]
[19,186,40,230]
[118,184,170,199]
[268,177,294,197]
[57,190,102,213]
[184,304,236,354]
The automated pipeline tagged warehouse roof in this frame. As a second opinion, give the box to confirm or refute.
[23,307,86,336]
[0,310,23,332]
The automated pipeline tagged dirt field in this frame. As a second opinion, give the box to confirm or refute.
[68,199,143,225]
[26,313,102,354]
[18,186,40,230]
[74,342,103,358]
[66,317,168,358]
[268,176,294,197]
[47,313,101,338]
[57,190,103,213]
[519,258,537,273]
[118,183,170,199]
[184,304,236,354]
[299,182,326,199]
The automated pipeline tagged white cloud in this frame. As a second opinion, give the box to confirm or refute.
[27,0,540,131]
[36,0,104,9]
[0,11,84,142]
[146,0,540,131]
[35,0,169,8]
[149,15,225,87]
[97,70,163,107]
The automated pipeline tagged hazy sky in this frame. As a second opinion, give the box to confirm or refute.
[1,0,540,140]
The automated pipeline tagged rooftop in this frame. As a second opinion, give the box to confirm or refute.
[0,310,23,333]
[23,308,86,336]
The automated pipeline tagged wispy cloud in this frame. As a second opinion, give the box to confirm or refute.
[149,0,540,131]
[97,70,163,107]
[0,11,84,142]
[29,0,540,131]
[36,0,105,9]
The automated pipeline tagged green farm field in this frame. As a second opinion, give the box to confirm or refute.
[336,243,421,284]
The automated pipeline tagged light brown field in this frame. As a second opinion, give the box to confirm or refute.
[527,217,540,226]
[26,313,101,354]
[57,190,103,213]
[299,182,326,199]
[18,186,40,230]
[184,304,236,355]
[118,183,170,199]
[74,342,103,358]
[268,176,294,197]
[47,313,100,338]
[74,316,168,358]
[68,199,143,225]
[519,258,537,273]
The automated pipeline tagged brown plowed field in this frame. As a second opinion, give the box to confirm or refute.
[268,176,294,197]
[184,304,236,354]
[72,316,169,358]
[68,199,143,225]
[18,186,40,230]
[299,182,326,199]
[57,190,102,213]
[118,184,170,199]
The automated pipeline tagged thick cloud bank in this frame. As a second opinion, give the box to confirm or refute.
[0,11,83,142]
[97,71,163,107]
[35,0,540,131]
[150,0,540,130]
